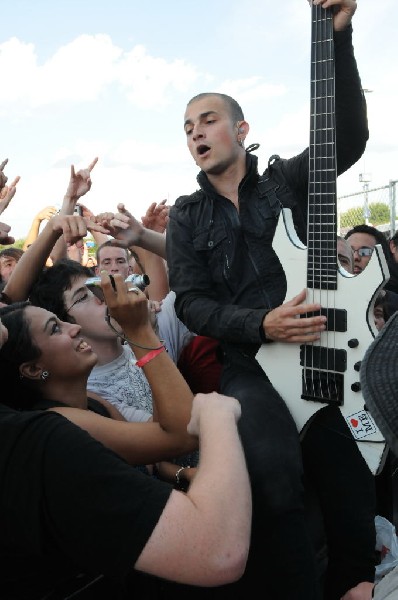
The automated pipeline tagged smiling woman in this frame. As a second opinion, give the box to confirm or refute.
[0,282,199,466]
[0,296,251,598]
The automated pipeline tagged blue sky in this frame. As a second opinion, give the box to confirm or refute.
[2,0,397,239]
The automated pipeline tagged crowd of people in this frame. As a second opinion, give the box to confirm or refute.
[0,1,397,599]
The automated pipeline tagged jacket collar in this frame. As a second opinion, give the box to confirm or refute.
[196,152,259,196]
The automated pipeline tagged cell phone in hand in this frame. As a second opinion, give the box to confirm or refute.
[74,205,83,216]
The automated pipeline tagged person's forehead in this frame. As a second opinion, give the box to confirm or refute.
[0,256,16,264]
[63,276,89,303]
[26,305,54,333]
[184,96,229,122]
[347,232,377,248]
[99,247,127,261]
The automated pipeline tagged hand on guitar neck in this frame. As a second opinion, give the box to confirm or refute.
[311,0,357,32]
[262,289,327,343]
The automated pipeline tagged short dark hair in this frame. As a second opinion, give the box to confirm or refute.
[187,93,244,122]
[96,240,130,264]
[29,258,92,323]
[0,247,24,262]
[345,224,390,261]
[390,230,398,245]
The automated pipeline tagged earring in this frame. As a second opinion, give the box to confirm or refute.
[41,370,49,381]
[238,137,245,148]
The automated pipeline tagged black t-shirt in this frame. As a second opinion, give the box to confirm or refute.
[0,404,172,599]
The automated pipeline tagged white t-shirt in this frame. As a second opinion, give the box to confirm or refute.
[156,291,195,363]
[87,345,152,422]
[86,291,194,423]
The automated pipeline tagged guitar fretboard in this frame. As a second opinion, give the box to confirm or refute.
[308,5,336,289]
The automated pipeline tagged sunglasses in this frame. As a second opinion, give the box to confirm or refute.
[353,247,374,257]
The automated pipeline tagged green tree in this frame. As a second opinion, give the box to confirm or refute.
[0,238,25,251]
[340,202,390,229]
[369,202,390,226]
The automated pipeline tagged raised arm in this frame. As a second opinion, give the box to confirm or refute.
[51,272,198,463]
[96,202,166,259]
[22,205,58,252]
[3,214,107,303]
[136,391,251,586]
[51,158,99,261]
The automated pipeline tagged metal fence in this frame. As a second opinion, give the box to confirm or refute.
[338,180,398,237]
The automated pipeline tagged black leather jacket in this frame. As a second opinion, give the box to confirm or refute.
[166,26,369,345]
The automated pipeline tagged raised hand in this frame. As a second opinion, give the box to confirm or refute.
[34,205,58,222]
[0,221,15,245]
[99,271,151,333]
[0,159,9,191]
[311,0,357,32]
[141,199,169,233]
[187,392,241,437]
[49,213,108,248]
[0,176,20,214]
[96,203,144,247]
[64,157,98,202]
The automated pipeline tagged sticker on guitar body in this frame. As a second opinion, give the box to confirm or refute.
[346,410,379,440]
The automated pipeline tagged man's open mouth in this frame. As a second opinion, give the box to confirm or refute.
[197,144,210,156]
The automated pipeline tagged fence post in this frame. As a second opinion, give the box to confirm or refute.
[390,180,397,235]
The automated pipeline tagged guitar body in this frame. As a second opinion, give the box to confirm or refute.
[256,209,389,475]
[256,4,389,476]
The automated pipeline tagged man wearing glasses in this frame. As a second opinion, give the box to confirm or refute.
[345,224,391,275]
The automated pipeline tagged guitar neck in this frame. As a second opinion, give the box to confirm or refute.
[308,5,337,290]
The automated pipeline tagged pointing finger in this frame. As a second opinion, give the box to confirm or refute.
[88,157,99,172]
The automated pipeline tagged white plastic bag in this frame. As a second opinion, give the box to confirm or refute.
[375,515,398,583]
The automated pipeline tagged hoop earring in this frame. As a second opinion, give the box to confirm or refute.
[41,370,49,381]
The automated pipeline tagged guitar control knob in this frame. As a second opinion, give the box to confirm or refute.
[348,339,359,348]
[354,361,361,372]
[351,382,361,392]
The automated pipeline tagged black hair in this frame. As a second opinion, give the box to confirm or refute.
[344,224,390,262]
[187,93,244,122]
[0,247,24,261]
[0,301,43,409]
[29,258,92,322]
[390,231,398,245]
[374,289,398,323]
[0,247,24,284]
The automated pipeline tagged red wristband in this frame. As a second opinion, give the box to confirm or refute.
[135,345,165,368]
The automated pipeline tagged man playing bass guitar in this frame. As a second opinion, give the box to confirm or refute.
[167,1,378,598]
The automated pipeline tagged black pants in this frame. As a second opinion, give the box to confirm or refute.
[218,345,322,600]
[160,345,320,600]
[302,405,378,600]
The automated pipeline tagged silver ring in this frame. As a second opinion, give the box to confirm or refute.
[127,287,140,294]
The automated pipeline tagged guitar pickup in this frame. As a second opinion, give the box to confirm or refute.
[300,345,347,372]
[304,308,347,332]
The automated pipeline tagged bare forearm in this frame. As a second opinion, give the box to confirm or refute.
[4,221,61,302]
[137,228,166,259]
[124,325,194,434]
[133,247,169,301]
[136,403,251,586]
[22,219,41,252]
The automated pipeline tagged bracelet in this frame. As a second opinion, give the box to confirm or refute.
[135,345,166,368]
[175,465,190,485]
[105,308,165,350]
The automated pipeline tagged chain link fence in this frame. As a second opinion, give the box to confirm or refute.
[338,180,398,237]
